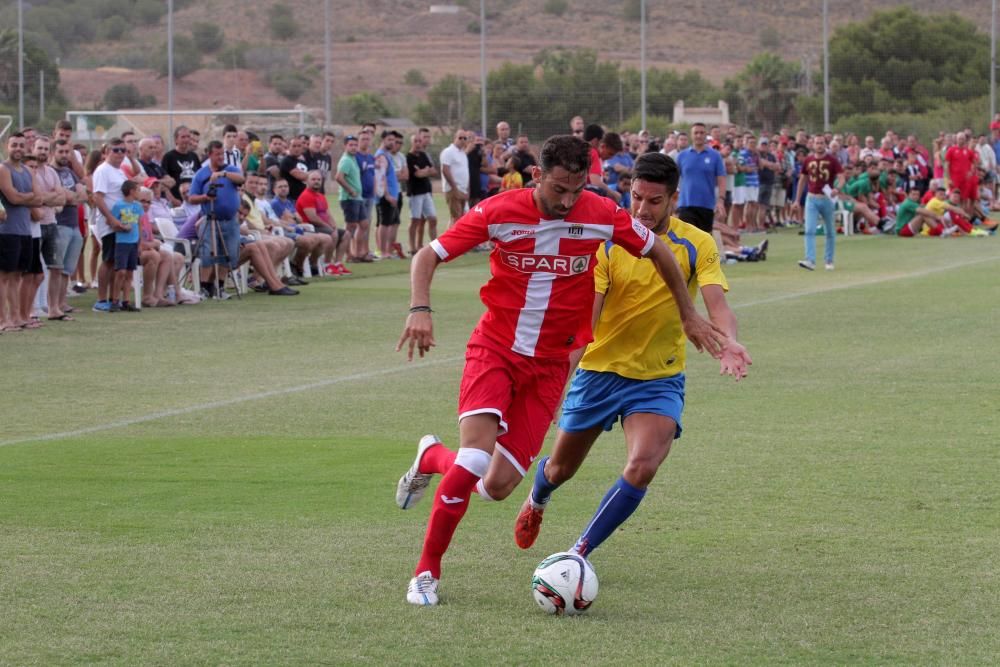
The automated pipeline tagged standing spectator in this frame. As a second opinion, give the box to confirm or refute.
[188,141,245,297]
[406,129,438,255]
[582,124,618,200]
[219,124,242,170]
[569,115,585,137]
[495,121,515,156]
[263,134,286,196]
[279,136,310,201]
[120,131,146,181]
[675,122,726,234]
[375,131,401,259]
[91,138,131,312]
[756,137,781,230]
[161,126,201,201]
[109,181,142,311]
[440,129,470,228]
[739,135,761,232]
[355,130,377,260]
[31,138,69,320]
[0,134,40,331]
[336,135,367,261]
[51,139,88,319]
[945,132,980,216]
[975,134,996,190]
[304,134,332,190]
[466,134,488,209]
[138,137,177,204]
[792,135,844,271]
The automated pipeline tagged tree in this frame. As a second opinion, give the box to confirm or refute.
[0,30,66,120]
[269,4,299,40]
[192,22,224,54]
[149,35,202,79]
[344,92,393,124]
[414,75,478,130]
[543,0,568,16]
[102,83,155,110]
[729,53,799,132]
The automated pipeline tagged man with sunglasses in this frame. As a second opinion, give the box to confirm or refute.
[91,138,132,312]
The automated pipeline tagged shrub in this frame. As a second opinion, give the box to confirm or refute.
[404,69,428,86]
[269,4,299,40]
[192,22,223,53]
[543,0,568,16]
[102,83,156,110]
[100,16,128,40]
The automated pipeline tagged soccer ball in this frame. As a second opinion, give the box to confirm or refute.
[531,551,598,615]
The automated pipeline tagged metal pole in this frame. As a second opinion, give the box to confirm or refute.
[480,0,487,135]
[992,0,997,121]
[457,78,463,126]
[822,0,830,132]
[39,70,44,123]
[324,0,331,124]
[640,0,647,132]
[17,0,24,129]
[619,77,624,126]
[167,0,174,138]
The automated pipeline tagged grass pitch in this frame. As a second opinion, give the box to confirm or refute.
[1,231,999,665]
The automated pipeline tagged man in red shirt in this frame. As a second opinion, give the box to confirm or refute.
[393,135,727,606]
[296,170,350,275]
[792,135,844,271]
[945,132,980,215]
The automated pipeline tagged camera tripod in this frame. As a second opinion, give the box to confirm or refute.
[197,193,242,300]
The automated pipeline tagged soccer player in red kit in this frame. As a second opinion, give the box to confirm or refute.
[945,132,980,215]
[394,135,727,606]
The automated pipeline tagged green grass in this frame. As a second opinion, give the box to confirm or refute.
[2,231,999,665]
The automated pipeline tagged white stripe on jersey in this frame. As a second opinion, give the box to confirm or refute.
[511,220,564,356]
[430,238,448,260]
[488,219,614,244]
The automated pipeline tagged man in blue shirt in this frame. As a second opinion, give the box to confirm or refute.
[189,140,245,297]
[675,122,727,234]
[355,129,377,261]
[375,130,401,259]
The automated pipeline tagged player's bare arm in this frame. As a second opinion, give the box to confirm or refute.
[646,238,726,357]
[701,284,752,381]
[396,245,441,360]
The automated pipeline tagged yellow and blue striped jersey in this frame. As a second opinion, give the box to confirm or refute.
[580,216,728,380]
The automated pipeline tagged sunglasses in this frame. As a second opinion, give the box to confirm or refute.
[110,147,127,154]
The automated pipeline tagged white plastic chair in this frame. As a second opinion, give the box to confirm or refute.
[155,217,196,290]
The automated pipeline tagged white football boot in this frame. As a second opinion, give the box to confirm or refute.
[406,571,440,606]
[395,434,441,510]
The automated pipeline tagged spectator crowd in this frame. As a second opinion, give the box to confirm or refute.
[1,114,998,332]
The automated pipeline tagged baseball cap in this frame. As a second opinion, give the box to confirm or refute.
[143,176,160,187]
[759,137,769,144]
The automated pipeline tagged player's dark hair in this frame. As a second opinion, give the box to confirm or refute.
[583,123,604,143]
[601,132,623,153]
[539,135,591,175]
[632,152,680,195]
[269,134,284,143]
[206,140,224,153]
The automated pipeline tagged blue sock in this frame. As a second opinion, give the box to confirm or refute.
[572,476,646,557]
[530,456,560,506]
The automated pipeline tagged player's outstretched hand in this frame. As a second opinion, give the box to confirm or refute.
[682,313,727,359]
[396,311,435,361]
[719,339,752,382]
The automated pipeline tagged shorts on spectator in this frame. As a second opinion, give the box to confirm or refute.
[0,233,31,273]
[197,216,241,269]
[376,197,400,226]
[757,185,773,206]
[732,186,747,205]
[770,186,786,207]
[114,242,139,271]
[409,193,436,219]
[446,189,467,221]
[340,199,366,224]
[743,186,760,203]
[58,225,84,276]
[25,237,44,275]
[101,233,117,264]
[675,206,715,235]
[40,224,62,270]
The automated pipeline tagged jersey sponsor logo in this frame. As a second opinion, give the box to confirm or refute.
[440,495,464,504]
[473,205,484,214]
[510,228,535,236]
[499,249,591,276]
[630,218,651,241]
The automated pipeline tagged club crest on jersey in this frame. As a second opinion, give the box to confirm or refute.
[499,250,591,276]
[567,224,584,237]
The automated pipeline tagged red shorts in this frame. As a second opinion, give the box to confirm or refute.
[898,224,914,237]
[951,176,979,202]
[458,332,570,475]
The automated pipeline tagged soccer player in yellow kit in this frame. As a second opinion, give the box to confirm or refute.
[514,152,752,557]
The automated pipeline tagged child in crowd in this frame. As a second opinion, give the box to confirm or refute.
[110,180,143,311]
[500,156,523,191]
[617,172,632,210]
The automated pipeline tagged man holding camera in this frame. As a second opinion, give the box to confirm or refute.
[188,141,245,297]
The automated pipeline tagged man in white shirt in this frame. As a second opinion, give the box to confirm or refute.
[91,138,130,312]
[440,129,470,227]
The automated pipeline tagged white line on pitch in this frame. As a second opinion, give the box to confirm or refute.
[0,356,463,448]
[4,253,998,448]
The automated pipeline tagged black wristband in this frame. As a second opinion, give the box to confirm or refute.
[409,306,433,313]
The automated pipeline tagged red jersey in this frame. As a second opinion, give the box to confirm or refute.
[801,154,843,195]
[296,188,330,224]
[430,188,655,358]
[945,146,977,183]
[589,148,602,177]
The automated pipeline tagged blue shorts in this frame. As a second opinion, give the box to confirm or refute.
[340,199,366,223]
[558,369,685,438]
[114,242,138,271]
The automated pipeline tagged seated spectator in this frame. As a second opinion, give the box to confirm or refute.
[712,221,768,261]
[251,174,334,277]
[500,156,523,191]
[239,174,298,283]
[235,200,298,295]
[137,188,184,307]
[295,171,351,275]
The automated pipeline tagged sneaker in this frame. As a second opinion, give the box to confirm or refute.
[406,571,439,606]
[514,496,546,550]
[268,286,299,296]
[395,434,441,510]
[109,301,122,312]
[391,242,406,259]
[92,300,111,313]
[310,264,321,276]
[755,239,768,261]
[798,260,815,271]
[323,264,340,276]
[121,302,141,312]
[334,262,352,276]
[72,282,88,294]
[825,263,835,271]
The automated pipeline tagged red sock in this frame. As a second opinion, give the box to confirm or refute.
[414,463,479,578]
[419,443,457,475]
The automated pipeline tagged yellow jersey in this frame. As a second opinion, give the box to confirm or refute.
[924,197,948,217]
[580,216,728,380]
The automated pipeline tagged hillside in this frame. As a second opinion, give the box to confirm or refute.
[50,0,995,116]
